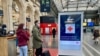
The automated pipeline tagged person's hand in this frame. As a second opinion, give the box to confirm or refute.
[33,49,36,56]
[41,39,43,43]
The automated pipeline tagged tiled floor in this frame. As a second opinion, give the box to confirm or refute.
[8,35,58,56]
[8,33,100,56]
[83,32,100,56]
[42,35,58,48]
[42,35,58,56]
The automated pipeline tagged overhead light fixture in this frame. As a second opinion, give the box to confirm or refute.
[26,0,28,2]
[48,24,51,26]
[70,0,76,1]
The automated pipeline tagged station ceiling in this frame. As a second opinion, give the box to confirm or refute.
[53,0,100,19]
[53,0,100,11]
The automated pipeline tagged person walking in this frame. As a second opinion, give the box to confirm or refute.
[32,20,43,56]
[52,28,56,38]
[16,23,30,56]
[93,29,99,44]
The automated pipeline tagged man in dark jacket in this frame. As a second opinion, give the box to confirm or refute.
[52,28,56,38]
[32,20,43,56]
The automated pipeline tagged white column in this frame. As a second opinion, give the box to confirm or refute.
[8,0,13,30]
[2,0,13,31]
[35,7,40,20]
[19,7,26,27]
[30,9,35,30]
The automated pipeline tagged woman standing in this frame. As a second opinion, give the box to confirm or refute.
[16,23,30,56]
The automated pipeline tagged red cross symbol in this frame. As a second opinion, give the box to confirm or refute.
[68,26,73,32]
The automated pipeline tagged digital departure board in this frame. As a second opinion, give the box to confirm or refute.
[40,0,50,12]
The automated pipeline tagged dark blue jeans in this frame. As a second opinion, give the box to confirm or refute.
[16,38,18,46]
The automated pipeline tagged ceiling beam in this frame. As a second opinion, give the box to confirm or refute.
[61,0,64,9]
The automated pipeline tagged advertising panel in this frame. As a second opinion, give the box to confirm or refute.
[58,12,83,56]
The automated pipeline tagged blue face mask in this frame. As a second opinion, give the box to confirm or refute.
[23,26,26,29]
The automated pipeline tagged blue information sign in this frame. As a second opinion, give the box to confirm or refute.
[60,15,81,41]
[87,22,94,27]
[58,12,83,56]
[40,0,50,12]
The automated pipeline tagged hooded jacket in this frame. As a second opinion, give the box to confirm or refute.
[16,24,30,47]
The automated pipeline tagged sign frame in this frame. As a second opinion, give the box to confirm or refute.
[40,0,50,12]
[58,12,83,56]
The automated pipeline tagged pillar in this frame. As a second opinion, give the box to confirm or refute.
[35,7,40,20]
[29,9,35,31]
[25,6,34,51]
[98,14,100,25]
[19,6,26,27]
[2,0,13,31]
[25,2,35,32]
[98,7,100,26]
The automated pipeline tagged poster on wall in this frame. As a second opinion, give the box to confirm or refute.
[58,12,83,56]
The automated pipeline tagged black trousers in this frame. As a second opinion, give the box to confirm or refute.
[53,34,55,38]
[35,46,42,56]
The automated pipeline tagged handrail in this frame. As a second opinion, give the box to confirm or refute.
[0,35,16,40]
[7,37,16,39]
[7,35,16,40]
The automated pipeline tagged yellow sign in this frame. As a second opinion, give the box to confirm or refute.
[83,22,87,26]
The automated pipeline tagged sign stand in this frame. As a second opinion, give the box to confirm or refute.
[58,12,83,56]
